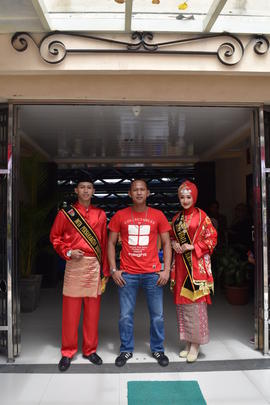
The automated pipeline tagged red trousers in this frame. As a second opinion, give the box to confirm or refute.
[61,295,101,358]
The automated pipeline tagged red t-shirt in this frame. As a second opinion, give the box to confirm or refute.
[108,206,171,274]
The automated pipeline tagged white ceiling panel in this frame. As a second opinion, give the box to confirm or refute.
[19,104,251,164]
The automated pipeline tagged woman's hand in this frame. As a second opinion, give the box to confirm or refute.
[171,241,183,254]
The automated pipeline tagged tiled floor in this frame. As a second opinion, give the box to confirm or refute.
[0,282,269,404]
[1,370,270,405]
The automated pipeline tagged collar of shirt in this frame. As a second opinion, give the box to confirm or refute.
[74,201,91,215]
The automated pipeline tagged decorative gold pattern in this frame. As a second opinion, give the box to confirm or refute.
[173,209,215,302]
[198,216,216,254]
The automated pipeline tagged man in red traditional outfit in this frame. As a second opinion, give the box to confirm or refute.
[50,175,109,372]
[170,180,217,363]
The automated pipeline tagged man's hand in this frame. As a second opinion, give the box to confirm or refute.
[181,243,194,253]
[70,249,84,259]
[157,270,170,286]
[112,270,126,287]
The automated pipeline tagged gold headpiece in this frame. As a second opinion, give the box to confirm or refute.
[180,187,192,196]
[179,182,192,195]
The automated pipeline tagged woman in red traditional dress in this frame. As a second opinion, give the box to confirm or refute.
[170,181,217,362]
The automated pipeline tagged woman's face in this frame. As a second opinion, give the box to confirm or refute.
[179,191,193,210]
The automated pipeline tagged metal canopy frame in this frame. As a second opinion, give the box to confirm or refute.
[28,0,270,35]
[33,0,225,33]
[3,1,270,35]
[203,0,227,32]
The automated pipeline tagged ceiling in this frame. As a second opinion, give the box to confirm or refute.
[1,0,270,34]
[19,104,252,165]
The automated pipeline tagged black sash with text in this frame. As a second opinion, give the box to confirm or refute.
[173,212,201,300]
[62,205,102,272]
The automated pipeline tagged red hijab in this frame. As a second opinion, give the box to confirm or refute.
[178,181,198,213]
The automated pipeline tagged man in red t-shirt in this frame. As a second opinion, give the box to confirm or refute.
[108,179,172,367]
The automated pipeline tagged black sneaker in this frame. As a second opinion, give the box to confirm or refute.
[115,352,133,367]
[152,351,169,367]
[83,352,103,365]
[58,356,71,372]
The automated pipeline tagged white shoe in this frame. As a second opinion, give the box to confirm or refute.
[186,344,199,363]
[186,352,199,362]
[179,350,189,358]
[179,343,191,358]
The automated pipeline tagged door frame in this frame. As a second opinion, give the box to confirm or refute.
[254,106,270,354]
[5,101,270,360]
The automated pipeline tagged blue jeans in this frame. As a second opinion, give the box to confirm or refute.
[118,272,164,353]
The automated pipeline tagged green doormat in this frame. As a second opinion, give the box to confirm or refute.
[128,381,206,405]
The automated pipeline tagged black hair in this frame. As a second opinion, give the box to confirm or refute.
[75,174,94,187]
[130,178,149,190]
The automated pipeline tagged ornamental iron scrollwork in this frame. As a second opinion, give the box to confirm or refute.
[11,31,269,66]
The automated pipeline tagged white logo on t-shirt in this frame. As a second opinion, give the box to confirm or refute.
[128,224,150,246]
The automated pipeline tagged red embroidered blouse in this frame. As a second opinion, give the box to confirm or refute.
[170,208,217,305]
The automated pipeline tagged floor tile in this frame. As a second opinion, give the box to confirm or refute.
[188,371,269,405]
[4,287,261,365]
[1,286,269,405]
[0,373,52,405]
[40,373,120,405]
[245,369,270,403]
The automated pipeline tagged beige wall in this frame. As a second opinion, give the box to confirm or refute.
[0,32,263,217]
[0,74,270,104]
[0,32,270,103]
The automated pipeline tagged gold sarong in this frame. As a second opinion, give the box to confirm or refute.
[63,256,101,298]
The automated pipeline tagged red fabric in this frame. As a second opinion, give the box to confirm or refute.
[179,181,198,205]
[108,207,171,274]
[61,295,101,358]
[50,202,109,276]
[170,208,217,305]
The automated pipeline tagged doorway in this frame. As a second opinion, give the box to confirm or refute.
[0,103,265,363]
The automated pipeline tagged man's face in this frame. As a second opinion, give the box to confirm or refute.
[75,182,95,203]
[128,180,150,204]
